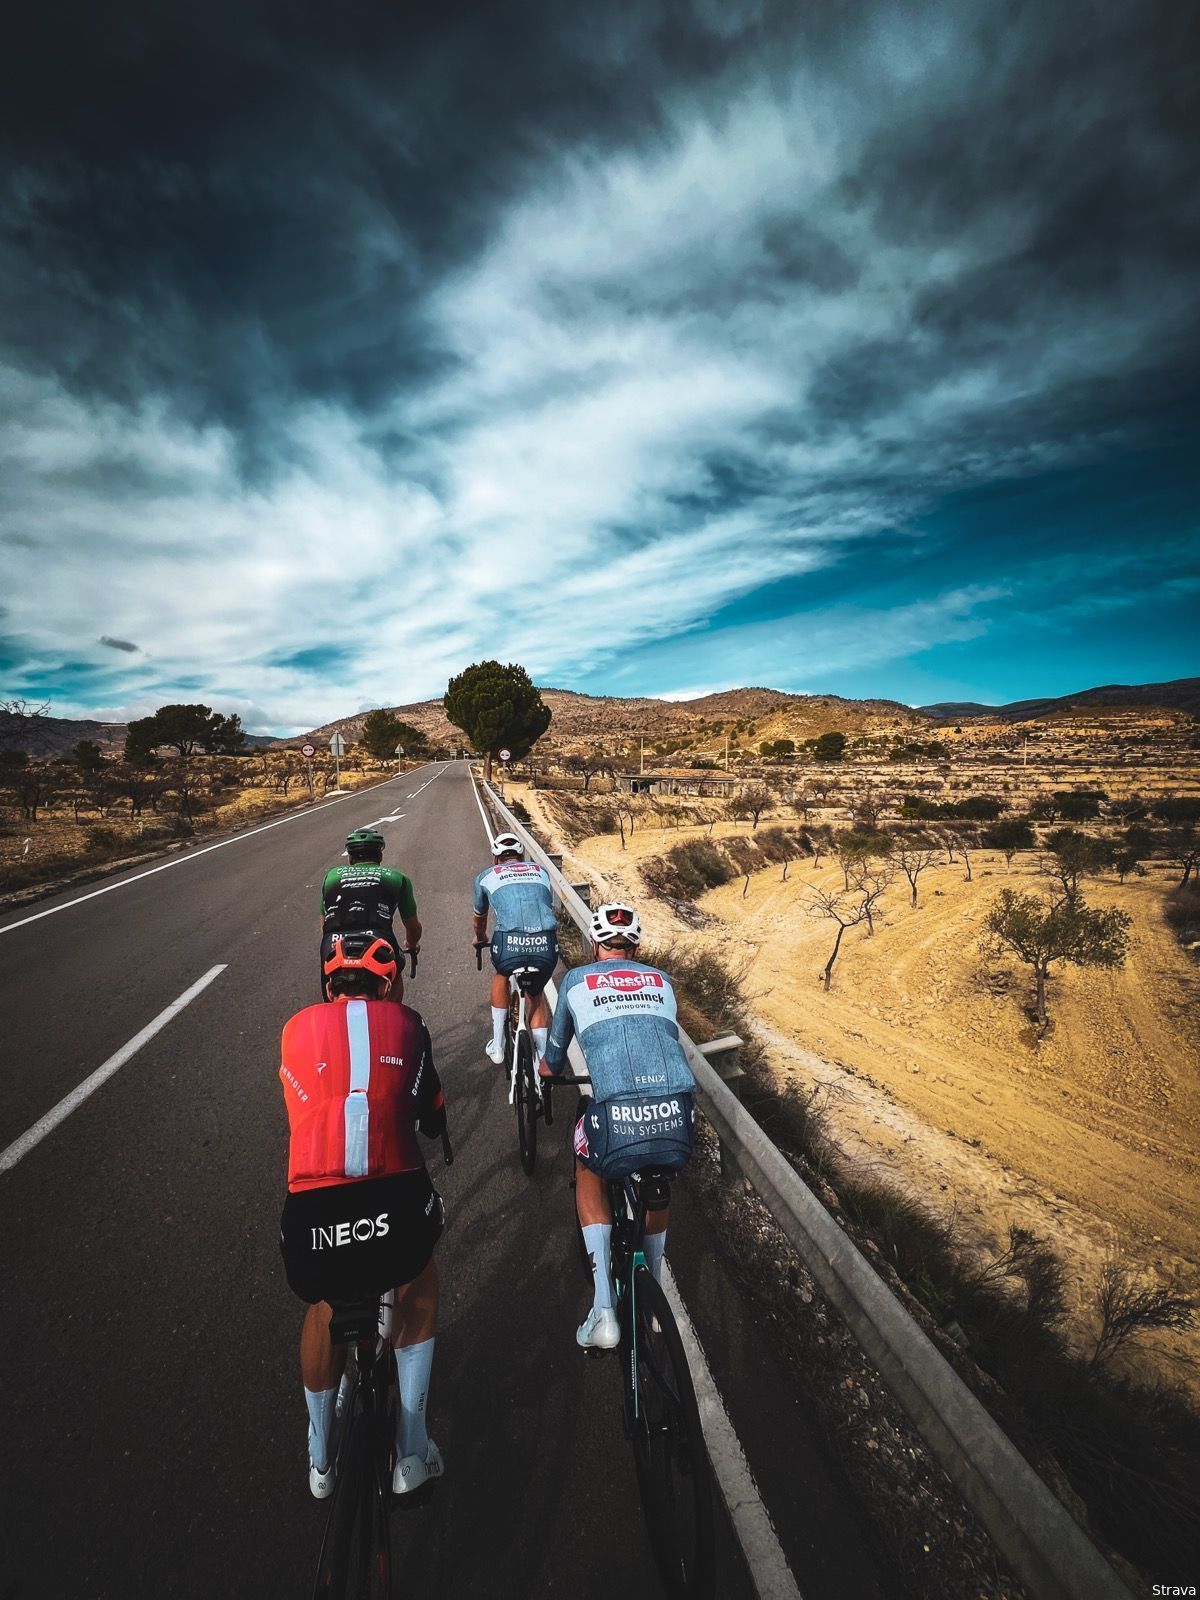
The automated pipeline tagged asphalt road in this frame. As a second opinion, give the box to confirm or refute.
[0,760,888,1600]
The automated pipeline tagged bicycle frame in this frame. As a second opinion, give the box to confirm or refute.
[312,1298,394,1600]
[608,1170,668,1418]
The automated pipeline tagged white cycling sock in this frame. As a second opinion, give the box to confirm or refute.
[394,1337,436,1459]
[305,1385,338,1473]
[531,1026,548,1060]
[642,1229,667,1284]
[582,1223,614,1311]
[490,1007,506,1051]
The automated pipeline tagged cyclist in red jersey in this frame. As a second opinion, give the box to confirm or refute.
[279,931,448,1498]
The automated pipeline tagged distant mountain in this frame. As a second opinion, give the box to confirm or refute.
[920,677,1200,722]
[288,685,924,754]
[2,716,128,759]
[1,714,274,759]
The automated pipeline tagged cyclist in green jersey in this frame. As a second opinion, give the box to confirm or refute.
[319,829,422,1001]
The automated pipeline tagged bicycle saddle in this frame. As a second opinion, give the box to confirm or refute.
[637,1169,674,1210]
[328,1297,381,1344]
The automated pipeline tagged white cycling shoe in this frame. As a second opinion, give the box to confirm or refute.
[309,1458,336,1500]
[576,1306,621,1350]
[484,1038,506,1066]
[393,1439,444,1496]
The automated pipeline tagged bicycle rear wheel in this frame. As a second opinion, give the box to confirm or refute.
[622,1267,715,1599]
[514,1028,537,1175]
[312,1413,392,1600]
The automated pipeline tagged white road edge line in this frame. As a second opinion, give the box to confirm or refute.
[663,1265,804,1600]
[467,766,800,1600]
[0,964,228,1174]
[0,766,433,938]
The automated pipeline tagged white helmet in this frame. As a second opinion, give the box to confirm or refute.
[492,832,525,860]
[590,902,641,947]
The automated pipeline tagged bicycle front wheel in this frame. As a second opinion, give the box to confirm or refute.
[514,1029,537,1175]
[622,1267,715,1599]
[312,1414,392,1600]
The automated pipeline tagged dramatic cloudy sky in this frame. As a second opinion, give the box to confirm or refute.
[1,0,1196,732]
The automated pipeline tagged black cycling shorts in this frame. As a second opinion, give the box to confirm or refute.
[490,927,558,990]
[280,1169,443,1305]
[573,1092,696,1181]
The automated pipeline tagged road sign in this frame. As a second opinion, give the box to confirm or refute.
[329,733,346,757]
[394,743,405,756]
[300,743,316,758]
[498,747,512,763]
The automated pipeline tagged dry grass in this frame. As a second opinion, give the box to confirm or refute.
[0,756,397,897]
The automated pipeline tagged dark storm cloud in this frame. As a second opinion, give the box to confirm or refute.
[99,636,139,653]
[0,0,766,442]
[1,0,1197,724]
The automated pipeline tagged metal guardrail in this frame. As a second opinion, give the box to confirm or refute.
[475,775,1133,1600]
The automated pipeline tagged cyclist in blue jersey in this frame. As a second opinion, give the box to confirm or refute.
[538,902,696,1350]
[472,833,558,1066]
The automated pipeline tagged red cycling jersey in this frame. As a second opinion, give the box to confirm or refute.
[280,998,444,1193]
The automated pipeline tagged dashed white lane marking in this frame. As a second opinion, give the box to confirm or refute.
[0,965,228,1174]
[407,763,451,801]
[467,764,799,1600]
[0,769,427,937]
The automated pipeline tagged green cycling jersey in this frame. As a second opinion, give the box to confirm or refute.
[320,863,417,933]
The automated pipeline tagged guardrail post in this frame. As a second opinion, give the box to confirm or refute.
[571,880,592,908]
[697,1034,745,1181]
[548,851,563,872]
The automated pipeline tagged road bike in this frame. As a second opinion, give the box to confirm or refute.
[474,941,548,1175]
[543,1078,715,1598]
[311,1127,451,1600]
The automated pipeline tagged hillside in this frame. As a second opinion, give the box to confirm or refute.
[921,676,1200,721]
[288,685,924,755]
[0,713,274,759]
[1,716,128,759]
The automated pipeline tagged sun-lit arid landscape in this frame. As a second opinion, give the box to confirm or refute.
[500,697,1200,1390]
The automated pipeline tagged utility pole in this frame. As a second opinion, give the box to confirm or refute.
[640,736,645,776]
[725,732,730,772]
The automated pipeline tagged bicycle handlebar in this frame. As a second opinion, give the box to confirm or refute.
[473,939,489,971]
[440,1126,453,1166]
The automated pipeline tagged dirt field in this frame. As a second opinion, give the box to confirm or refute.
[511,779,1200,1379]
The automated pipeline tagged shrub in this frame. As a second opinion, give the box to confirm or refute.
[642,840,735,901]
[1164,881,1200,954]
[84,824,124,854]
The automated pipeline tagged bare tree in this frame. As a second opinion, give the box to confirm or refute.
[943,823,976,880]
[0,698,50,750]
[736,782,772,829]
[1089,1262,1194,1369]
[835,829,890,891]
[894,837,939,907]
[849,861,893,935]
[850,782,890,831]
[808,884,870,991]
[788,786,812,823]
[3,764,56,821]
[808,823,833,869]
[613,795,640,850]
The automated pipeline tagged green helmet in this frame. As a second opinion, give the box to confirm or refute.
[345,828,385,863]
